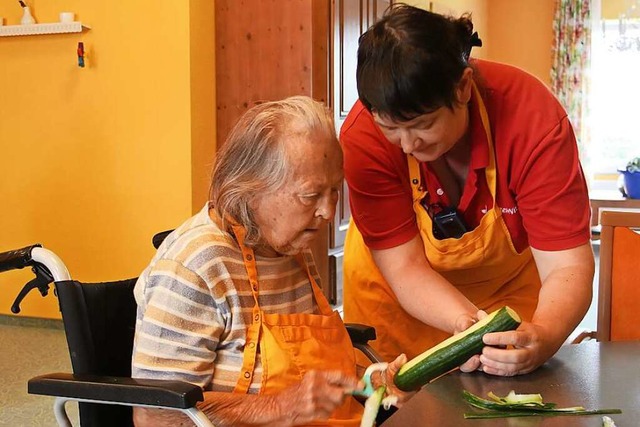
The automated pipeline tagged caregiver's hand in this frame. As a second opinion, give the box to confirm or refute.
[277,370,362,426]
[479,320,558,376]
[457,310,487,373]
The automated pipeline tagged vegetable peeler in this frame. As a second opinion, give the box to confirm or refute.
[351,362,388,398]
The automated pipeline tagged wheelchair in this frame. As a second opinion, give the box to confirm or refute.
[0,233,383,427]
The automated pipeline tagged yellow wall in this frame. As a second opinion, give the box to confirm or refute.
[0,1,215,318]
[485,0,555,85]
[602,0,640,19]
[1,0,555,319]
[402,0,555,84]
[190,2,216,213]
[401,1,490,59]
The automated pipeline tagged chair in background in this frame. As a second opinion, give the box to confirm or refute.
[574,210,640,343]
[596,210,640,341]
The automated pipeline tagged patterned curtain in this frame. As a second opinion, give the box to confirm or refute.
[550,0,591,159]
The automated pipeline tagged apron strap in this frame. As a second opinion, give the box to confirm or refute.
[295,253,333,315]
[231,223,263,394]
[231,224,261,307]
[233,318,262,393]
[471,82,497,198]
[408,155,425,203]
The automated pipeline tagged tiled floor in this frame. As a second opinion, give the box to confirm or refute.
[0,315,78,427]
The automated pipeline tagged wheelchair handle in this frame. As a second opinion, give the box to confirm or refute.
[0,244,42,273]
[0,245,72,313]
[29,247,71,282]
[0,245,71,281]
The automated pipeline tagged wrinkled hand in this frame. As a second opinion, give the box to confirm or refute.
[478,321,560,376]
[371,353,415,407]
[277,370,361,426]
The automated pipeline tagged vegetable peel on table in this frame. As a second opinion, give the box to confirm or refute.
[487,390,543,406]
[462,390,622,419]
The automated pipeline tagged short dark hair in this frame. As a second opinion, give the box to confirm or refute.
[356,4,479,121]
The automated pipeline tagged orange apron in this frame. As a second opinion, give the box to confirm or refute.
[231,224,362,426]
[343,83,541,363]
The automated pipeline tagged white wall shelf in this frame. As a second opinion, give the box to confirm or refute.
[0,22,90,37]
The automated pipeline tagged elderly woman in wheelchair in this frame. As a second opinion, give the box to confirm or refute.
[131,96,410,427]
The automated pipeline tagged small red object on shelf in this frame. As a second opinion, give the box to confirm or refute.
[77,41,85,68]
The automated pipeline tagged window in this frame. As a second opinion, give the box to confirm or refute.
[588,9,640,190]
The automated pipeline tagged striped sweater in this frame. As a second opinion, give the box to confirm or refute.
[131,204,320,393]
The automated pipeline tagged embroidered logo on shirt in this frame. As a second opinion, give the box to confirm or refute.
[501,206,518,215]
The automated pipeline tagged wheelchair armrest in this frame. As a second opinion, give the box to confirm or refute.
[345,323,383,363]
[28,373,204,409]
[345,323,376,345]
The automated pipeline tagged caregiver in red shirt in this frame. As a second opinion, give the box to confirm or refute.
[341,4,594,376]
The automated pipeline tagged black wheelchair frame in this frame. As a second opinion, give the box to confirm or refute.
[0,237,382,427]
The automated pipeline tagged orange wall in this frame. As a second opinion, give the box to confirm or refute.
[403,0,555,84]
[0,1,215,318]
[485,0,556,85]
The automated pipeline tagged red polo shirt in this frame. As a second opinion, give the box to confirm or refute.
[341,59,591,253]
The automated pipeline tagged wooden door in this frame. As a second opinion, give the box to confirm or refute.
[328,0,391,308]
[214,0,391,308]
[215,0,330,141]
[215,0,333,301]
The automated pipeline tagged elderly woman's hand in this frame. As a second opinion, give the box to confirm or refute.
[276,369,362,426]
[371,353,415,407]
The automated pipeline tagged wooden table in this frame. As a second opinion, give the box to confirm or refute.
[384,341,640,426]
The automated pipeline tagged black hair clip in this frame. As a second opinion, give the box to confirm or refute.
[465,31,483,60]
[470,31,483,48]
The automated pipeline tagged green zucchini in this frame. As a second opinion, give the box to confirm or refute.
[393,306,521,391]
